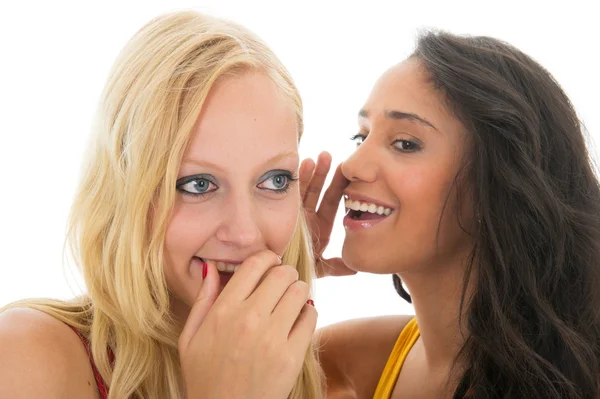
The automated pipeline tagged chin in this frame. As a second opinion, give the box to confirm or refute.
[342,243,385,274]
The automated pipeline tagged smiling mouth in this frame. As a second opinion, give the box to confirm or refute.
[344,197,393,220]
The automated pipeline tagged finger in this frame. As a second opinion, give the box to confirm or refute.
[271,280,310,332]
[217,249,282,301]
[303,152,332,213]
[178,261,220,352]
[299,158,316,200]
[287,303,318,348]
[316,163,349,230]
[316,257,357,278]
[249,265,300,315]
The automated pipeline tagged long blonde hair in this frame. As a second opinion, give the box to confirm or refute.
[2,11,323,398]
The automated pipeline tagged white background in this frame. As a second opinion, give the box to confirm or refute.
[0,1,598,328]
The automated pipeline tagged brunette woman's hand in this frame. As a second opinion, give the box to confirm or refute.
[300,152,355,278]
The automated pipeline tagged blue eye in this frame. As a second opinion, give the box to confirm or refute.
[263,175,289,190]
[258,170,297,194]
[176,175,218,197]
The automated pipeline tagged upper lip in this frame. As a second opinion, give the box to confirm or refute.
[343,190,396,210]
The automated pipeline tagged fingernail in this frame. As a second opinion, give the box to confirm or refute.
[202,261,208,279]
[307,299,315,307]
[277,255,283,265]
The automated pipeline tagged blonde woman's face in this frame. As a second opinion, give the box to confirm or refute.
[164,71,300,308]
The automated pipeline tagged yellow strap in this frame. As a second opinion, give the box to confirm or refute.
[372,317,420,399]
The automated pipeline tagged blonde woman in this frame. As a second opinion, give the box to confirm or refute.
[0,11,336,399]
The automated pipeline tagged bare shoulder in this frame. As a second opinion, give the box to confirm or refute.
[0,307,100,399]
[317,314,414,398]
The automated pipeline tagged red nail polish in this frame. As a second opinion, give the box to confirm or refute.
[307,299,315,307]
[202,261,208,279]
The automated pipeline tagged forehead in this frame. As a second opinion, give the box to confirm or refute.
[185,71,299,165]
[362,59,454,129]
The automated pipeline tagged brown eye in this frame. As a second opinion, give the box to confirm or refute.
[393,140,421,153]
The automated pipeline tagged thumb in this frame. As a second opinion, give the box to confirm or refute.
[178,260,220,352]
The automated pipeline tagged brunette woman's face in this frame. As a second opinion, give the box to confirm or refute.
[341,59,474,274]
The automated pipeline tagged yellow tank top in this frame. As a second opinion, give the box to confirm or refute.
[372,317,420,399]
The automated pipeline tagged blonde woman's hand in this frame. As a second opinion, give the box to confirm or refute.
[178,250,317,399]
[300,152,356,278]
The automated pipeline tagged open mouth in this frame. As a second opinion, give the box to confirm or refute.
[344,197,393,220]
[194,257,241,274]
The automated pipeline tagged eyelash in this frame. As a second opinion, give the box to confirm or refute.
[175,172,298,198]
[350,133,422,153]
[349,133,365,144]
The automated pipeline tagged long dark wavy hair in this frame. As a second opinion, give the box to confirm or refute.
[393,32,600,398]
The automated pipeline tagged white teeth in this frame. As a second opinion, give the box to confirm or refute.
[212,261,240,274]
[216,262,226,272]
[345,197,393,216]
[345,199,361,211]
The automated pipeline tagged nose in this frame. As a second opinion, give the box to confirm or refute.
[341,138,379,183]
[215,193,262,249]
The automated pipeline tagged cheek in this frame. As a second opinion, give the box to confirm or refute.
[391,162,463,246]
[261,198,299,253]
[396,165,451,216]
[399,163,471,247]
[163,202,214,271]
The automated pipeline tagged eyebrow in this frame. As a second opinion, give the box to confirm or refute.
[182,150,298,171]
[358,109,438,131]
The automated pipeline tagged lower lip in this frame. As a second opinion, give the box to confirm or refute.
[343,211,391,230]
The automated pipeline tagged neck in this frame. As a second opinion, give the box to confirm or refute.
[399,254,474,371]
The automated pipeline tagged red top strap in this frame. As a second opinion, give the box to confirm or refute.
[68,325,113,399]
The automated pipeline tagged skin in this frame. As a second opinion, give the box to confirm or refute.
[0,70,318,399]
[317,59,476,399]
[164,70,302,324]
[0,57,477,399]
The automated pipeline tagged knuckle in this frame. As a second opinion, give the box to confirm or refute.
[271,265,299,282]
[239,310,261,334]
[307,185,321,195]
[210,304,229,324]
[279,352,300,373]
[264,336,281,357]
[245,249,278,268]
[288,280,309,299]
